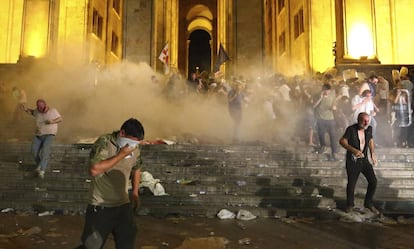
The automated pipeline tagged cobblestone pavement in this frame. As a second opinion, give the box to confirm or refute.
[1,213,414,249]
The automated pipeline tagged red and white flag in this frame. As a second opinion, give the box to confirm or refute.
[158,43,169,65]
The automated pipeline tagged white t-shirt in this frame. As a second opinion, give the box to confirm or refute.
[34,108,61,135]
[351,95,374,123]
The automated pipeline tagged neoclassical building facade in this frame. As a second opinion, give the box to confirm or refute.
[1,0,413,78]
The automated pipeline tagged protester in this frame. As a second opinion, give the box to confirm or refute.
[23,99,62,178]
[339,112,379,214]
[400,67,413,96]
[351,89,379,137]
[392,89,411,147]
[76,118,144,249]
[313,83,338,160]
[359,74,378,99]
[228,80,248,142]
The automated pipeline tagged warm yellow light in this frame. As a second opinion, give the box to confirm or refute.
[187,18,212,32]
[347,22,374,59]
[25,32,47,57]
[21,0,49,58]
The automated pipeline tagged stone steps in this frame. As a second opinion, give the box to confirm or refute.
[1,142,414,217]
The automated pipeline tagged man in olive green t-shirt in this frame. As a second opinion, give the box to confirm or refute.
[76,118,144,249]
[313,83,338,160]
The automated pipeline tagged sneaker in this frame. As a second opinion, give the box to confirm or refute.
[365,205,380,215]
[331,153,339,161]
[38,170,45,179]
[35,166,41,172]
[318,146,327,154]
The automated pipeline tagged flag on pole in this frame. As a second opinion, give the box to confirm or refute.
[214,43,230,72]
[158,43,169,65]
[158,43,169,74]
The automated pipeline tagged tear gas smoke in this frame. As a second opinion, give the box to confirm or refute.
[1,56,301,144]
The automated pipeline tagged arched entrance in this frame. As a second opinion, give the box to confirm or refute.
[182,3,214,79]
[188,30,211,78]
[160,1,231,78]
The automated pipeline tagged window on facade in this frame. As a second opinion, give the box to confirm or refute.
[113,0,120,15]
[277,0,285,14]
[92,9,103,39]
[111,32,119,55]
[279,31,286,55]
[294,8,304,39]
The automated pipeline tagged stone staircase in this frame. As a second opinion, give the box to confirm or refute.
[1,142,414,218]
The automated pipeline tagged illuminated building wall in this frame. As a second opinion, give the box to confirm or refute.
[335,0,414,66]
[52,0,88,64]
[0,0,123,65]
[374,0,414,64]
[308,0,336,73]
[21,0,50,58]
[0,0,412,75]
[268,0,336,74]
[0,0,24,63]
[268,0,413,74]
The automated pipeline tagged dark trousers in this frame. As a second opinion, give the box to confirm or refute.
[346,159,377,208]
[76,203,137,249]
[316,119,338,153]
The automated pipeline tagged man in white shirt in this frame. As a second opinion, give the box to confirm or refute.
[23,99,63,178]
[351,90,379,137]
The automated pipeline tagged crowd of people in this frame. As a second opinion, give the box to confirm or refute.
[1,65,414,249]
[159,66,414,151]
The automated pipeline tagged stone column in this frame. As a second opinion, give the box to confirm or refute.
[164,0,178,71]
[21,0,50,58]
[0,0,24,63]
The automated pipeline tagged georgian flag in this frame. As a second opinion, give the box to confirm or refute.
[158,43,169,65]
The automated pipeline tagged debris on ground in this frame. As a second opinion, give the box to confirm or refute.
[238,237,251,245]
[140,171,169,196]
[217,209,236,219]
[236,210,257,221]
[1,208,14,213]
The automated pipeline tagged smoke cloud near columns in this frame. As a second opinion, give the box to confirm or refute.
[6,59,235,143]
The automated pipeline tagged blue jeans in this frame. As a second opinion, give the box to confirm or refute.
[31,134,55,171]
